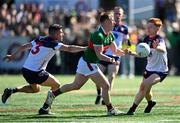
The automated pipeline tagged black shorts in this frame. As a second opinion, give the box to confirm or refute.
[143,69,168,82]
[22,67,49,84]
[99,55,120,68]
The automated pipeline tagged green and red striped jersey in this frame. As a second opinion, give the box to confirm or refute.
[83,26,115,63]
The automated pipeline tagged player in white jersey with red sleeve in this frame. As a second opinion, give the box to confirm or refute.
[23,36,64,72]
[2,24,86,111]
[127,18,168,115]
[95,6,131,105]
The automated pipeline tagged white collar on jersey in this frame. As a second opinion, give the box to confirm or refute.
[98,25,108,35]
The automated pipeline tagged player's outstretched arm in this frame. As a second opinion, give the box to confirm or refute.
[3,43,32,62]
[94,45,117,64]
[123,48,138,56]
[60,44,87,53]
[109,42,125,56]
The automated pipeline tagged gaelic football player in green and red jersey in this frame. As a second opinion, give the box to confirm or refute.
[95,6,131,105]
[39,12,125,116]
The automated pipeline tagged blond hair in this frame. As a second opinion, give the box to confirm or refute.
[148,18,162,27]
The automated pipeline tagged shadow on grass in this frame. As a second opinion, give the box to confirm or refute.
[25,113,126,121]
[2,114,109,122]
[1,111,179,122]
[28,114,107,119]
[0,108,126,122]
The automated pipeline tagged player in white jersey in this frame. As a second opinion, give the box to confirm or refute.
[127,18,168,115]
[1,24,86,111]
[95,6,131,105]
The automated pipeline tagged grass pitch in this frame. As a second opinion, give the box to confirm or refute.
[0,75,180,122]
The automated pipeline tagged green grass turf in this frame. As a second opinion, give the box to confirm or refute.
[0,75,180,122]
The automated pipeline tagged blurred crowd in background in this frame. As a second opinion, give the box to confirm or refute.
[0,0,180,76]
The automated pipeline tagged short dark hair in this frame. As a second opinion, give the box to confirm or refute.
[99,12,111,23]
[48,24,63,35]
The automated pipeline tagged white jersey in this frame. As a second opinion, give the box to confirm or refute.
[105,24,129,57]
[23,36,63,71]
[143,35,168,72]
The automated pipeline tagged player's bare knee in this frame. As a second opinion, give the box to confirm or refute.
[54,82,60,89]
[50,80,60,90]
[32,87,41,93]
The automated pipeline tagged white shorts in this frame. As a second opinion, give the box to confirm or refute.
[76,57,100,76]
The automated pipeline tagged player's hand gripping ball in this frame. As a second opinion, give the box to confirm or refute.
[136,43,150,58]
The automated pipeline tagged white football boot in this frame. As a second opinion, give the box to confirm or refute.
[107,108,125,116]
